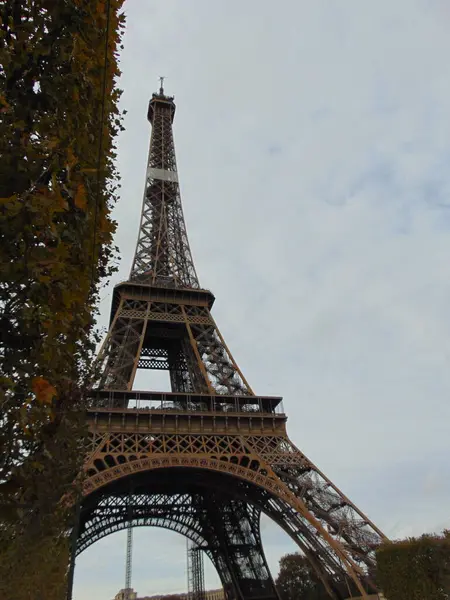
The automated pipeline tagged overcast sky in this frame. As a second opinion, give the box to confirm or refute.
[74,1,450,598]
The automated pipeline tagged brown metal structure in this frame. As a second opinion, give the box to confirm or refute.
[76,84,387,600]
[188,539,206,600]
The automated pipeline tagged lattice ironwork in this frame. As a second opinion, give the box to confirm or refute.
[130,88,199,288]
[78,479,278,600]
[188,540,206,600]
[124,526,133,594]
[83,420,384,595]
[93,297,252,397]
[71,84,387,600]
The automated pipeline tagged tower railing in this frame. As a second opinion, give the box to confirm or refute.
[87,390,285,415]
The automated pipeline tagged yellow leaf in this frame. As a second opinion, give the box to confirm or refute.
[52,182,68,210]
[67,146,78,168]
[30,461,45,472]
[0,94,10,112]
[44,137,59,150]
[32,377,57,405]
[0,195,17,206]
[96,1,106,16]
[74,183,87,210]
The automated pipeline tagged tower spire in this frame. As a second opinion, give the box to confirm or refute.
[159,75,165,95]
[129,85,199,288]
[94,86,252,395]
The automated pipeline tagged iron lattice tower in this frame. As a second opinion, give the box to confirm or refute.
[187,539,206,600]
[124,494,133,597]
[74,84,387,600]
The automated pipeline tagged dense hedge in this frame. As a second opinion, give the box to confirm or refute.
[376,532,450,600]
[0,1,124,597]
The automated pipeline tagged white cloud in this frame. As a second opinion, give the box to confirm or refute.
[75,1,450,598]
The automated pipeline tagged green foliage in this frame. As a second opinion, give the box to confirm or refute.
[276,553,331,600]
[376,532,450,600]
[0,0,125,597]
[0,529,70,600]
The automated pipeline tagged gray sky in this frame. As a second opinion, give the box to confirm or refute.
[74,1,450,598]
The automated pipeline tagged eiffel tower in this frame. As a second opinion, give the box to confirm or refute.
[75,81,386,600]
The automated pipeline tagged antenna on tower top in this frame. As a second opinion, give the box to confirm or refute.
[159,76,165,95]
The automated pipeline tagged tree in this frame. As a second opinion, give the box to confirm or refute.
[376,531,450,600]
[276,553,330,600]
[0,1,125,597]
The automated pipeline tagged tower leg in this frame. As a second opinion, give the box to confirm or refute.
[198,496,279,600]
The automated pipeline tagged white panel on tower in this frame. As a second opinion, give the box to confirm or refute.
[148,167,179,183]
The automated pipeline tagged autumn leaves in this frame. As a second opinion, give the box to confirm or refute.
[0,1,125,597]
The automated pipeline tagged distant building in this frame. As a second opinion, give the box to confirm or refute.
[113,589,137,600]
[136,589,224,600]
[203,591,224,600]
